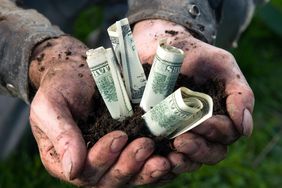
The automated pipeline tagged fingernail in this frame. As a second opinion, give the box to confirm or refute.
[111,134,128,153]
[135,142,154,162]
[242,109,253,137]
[62,150,73,180]
[151,170,164,178]
[178,140,198,155]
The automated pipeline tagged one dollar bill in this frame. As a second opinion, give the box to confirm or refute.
[108,18,147,104]
[140,39,185,112]
[142,87,213,138]
[86,47,133,121]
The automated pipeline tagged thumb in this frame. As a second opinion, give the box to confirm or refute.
[225,78,255,137]
[30,88,87,180]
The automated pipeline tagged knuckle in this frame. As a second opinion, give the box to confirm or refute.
[221,50,235,62]
[213,49,236,65]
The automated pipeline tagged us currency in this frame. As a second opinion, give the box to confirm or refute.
[142,87,213,138]
[105,48,133,119]
[107,23,121,65]
[110,18,147,104]
[86,47,133,121]
[140,39,185,112]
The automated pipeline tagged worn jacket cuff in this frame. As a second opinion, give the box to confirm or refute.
[127,0,217,44]
[0,1,64,103]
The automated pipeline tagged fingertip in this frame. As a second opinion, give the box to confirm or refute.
[226,83,255,136]
[150,156,171,173]
[58,131,87,180]
[134,138,155,162]
[88,131,128,155]
[130,156,171,185]
[67,143,87,180]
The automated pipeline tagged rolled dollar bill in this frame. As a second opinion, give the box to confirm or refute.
[86,47,133,121]
[140,39,185,112]
[105,48,133,119]
[109,18,147,104]
[107,23,121,65]
[142,87,213,138]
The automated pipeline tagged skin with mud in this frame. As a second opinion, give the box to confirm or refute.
[28,19,254,187]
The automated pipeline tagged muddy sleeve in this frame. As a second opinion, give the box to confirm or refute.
[127,0,217,44]
[0,0,64,103]
[127,0,268,45]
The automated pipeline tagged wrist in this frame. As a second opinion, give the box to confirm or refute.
[29,36,88,90]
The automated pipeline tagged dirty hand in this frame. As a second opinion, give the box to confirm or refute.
[133,19,255,180]
[28,36,171,187]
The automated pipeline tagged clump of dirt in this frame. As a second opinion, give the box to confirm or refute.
[77,64,227,156]
[36,53,45,62]
[165,30,179,36]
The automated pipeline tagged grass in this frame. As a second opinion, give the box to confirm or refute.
[1,2,282,188]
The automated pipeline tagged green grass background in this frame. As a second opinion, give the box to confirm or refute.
[1,1,282,188]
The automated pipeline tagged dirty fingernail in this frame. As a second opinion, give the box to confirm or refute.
[135,142,154,162]
[111,134,128,153]
[177,140,198,155]
[242,109,253,137]
[62,150,73,180]
[151,170,165,178]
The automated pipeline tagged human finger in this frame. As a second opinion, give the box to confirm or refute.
[30,88,86,180]
[96,138,155,187]
[225,79,255,137]
[79,131,128,186]
[173,133,227,165]
[191,115,240,145]
[30,124,64,179]
[167,152,202,174]
[130,156,170,185]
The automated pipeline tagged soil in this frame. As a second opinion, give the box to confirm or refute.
[165,30,179,36]
[77,64,227,155]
